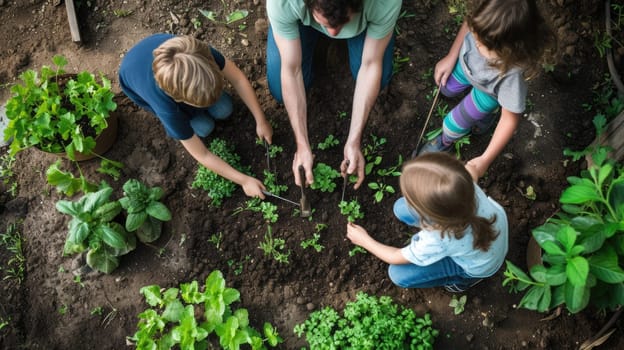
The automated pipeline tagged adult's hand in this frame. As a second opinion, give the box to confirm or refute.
[292,149,314,187]
[241,176,267,199]
[256,118,273,145]
[342,142,365,189]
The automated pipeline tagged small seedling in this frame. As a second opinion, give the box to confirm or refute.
[317,134,340,150]
[392,54,410,75]
[91,307,104,316]
[368,181,396,203]
[208,232,223,249]
[339,200,364,222]
[73,275,85,288]
[199,5,249,25]
[453,135,471,159]
[449,295,467,315]
[521,185,537,200]
[310,163,341,192]
[337,110,348,119]
[113,9,133,17]
[58,305,68,315]
[259,225,290,264]
[348,246,367,257]
[301,233,324,252]
[191,17,202,29]
[227,255,250,275]
[376,155,403,177]
[260,202,279,223]
[0,222,25,283]
[0,153,18,198]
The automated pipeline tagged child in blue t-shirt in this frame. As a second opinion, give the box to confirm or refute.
[346,152,508,292]
[119,34,272,198]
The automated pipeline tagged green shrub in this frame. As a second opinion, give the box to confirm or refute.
[294,292,438,349]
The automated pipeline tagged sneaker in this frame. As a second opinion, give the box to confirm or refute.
[416,135,451,157]
[443,278,484,293]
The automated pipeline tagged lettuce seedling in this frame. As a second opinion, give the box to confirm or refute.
[310,163,340,192]
[118,179,172,243]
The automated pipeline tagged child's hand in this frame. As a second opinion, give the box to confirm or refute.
[465,156,489,180]
[346,222,370,247]
[434,54,456,87]
[241,176,266,199]
[256,118,273,144]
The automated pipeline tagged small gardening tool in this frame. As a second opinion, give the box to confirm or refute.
[298,165,312,217]
[412,87,441,157]
[340,160,349,202]
[262,190,299,207]
[263,139,271,171]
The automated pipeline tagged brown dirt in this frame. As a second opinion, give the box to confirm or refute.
[1,0,623,349]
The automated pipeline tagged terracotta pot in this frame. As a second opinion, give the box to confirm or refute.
[526,236,542,270]
[41,111,119,161]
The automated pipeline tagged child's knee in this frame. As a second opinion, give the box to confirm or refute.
[190,115,215,137]
[393,197,421,226]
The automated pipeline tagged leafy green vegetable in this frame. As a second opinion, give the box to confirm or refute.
[119,179,172,243]
[56,183,135,273]
[192,138,250,207]
[310,163,340,192]
[129,270,283,349]
[339,199,364,222]
[295,292,438,349]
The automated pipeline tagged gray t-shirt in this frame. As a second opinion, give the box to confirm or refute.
[459,32,527,114]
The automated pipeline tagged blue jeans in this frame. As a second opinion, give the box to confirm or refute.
[266,25,395,103]
[390,197,482,289]
[179,93,234,137]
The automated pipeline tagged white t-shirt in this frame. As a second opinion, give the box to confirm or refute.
[400,185,509,277]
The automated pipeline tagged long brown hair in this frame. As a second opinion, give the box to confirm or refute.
[467,0,556,78]
[399,153,498,251]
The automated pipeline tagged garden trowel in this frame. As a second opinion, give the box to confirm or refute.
[298,166,312,217]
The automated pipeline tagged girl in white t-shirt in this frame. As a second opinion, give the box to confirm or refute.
[346,152,508,292]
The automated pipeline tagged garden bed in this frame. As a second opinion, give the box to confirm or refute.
[1,0,623,349]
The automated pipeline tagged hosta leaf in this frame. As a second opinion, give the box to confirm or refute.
[126,212,148,232]
[146,201,172,221]
[560,183,601,204]
[588,246,624,283]
[566,256,589,286]
[86,247,119,274]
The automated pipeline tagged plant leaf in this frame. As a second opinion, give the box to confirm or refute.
[566,256,589,286]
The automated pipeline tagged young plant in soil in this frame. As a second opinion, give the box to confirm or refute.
[316,134,339,150]
[258,225,290,264]
[449,295,467,315]
[368,181,396,203]
[310,163,341,192]
[294,291,438,349]
[362,134,387,175]
[191,138,250,207]
[118,179,172,243]
[300,224,327,252]
[56,183,136,274]
[503,116,624,314]
[339,199,364,222]
[129,270,283,350]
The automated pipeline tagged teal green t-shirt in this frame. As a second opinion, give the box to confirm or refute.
[267,0,402,40]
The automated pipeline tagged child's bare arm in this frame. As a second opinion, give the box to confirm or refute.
[346,223,409,265]
[466,108,520,179]
[222,58,273,144]
[435,21,469,87]
[180,135,266,198]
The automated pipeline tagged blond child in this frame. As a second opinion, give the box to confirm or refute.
[346,152,508,292]
[119,34,272,198]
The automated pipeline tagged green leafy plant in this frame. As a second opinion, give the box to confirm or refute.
[453,135,471,158]
[449,295,467,315]
[294,292,438,349]
[503,117,624,314]
[199,0,249,26]
[392,53,410,75]
[368,181,396,203]
[227,255,250,276]
[0,222,25,283]
[301,223,326,252]
[263,169,287,196]
[118,179,172,243]
[259,225,290,264]
[208,232,223,249]
[260,202,279,224]
[56,183,136,273]
[348,246,367,257]
[317,134,340,150]
[192,138,250,207]
[4,55,122,195]
[363,134,387,175]
[310,163,341,192]
[0,152,18,198]
[129,270,283,350]
[339,199,364,222]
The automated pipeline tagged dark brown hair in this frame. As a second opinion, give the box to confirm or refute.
[399,152,498,251]
[304,0,362,28]
[467,0,556,78]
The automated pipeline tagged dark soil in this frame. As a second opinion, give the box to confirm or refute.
[1,0,623,349]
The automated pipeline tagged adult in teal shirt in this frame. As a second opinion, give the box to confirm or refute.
[267,0,402,189]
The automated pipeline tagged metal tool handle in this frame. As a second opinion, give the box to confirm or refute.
[298,166,312,217]
[262,190,299,206]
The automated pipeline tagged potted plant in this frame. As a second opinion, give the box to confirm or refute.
[56,183,136,274]
[3,55,122,195]
[503,116,624,314]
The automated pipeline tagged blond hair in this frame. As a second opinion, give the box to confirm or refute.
[399,152,498,251]
[152,36,224,107]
